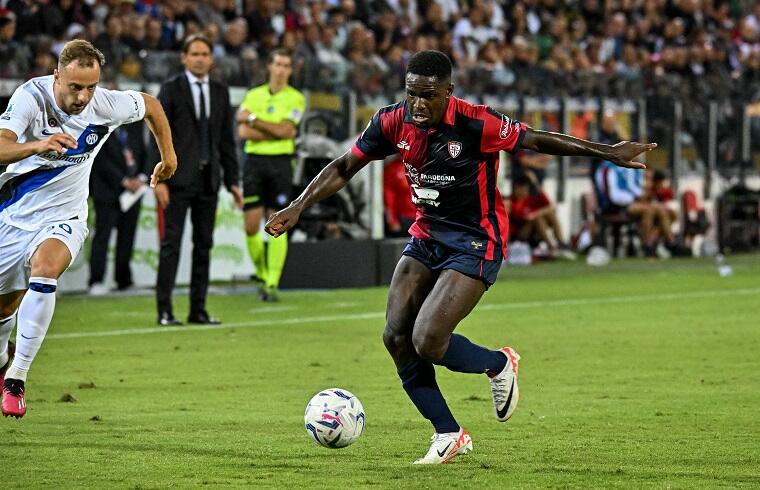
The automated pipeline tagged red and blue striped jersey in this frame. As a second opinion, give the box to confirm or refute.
[351,96,526,260]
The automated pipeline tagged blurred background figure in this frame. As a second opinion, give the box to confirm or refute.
[88,120,148,295]
[153,34,242,326]
[510,149,572,257]
[237,48,305,302]
[383,155,416,238]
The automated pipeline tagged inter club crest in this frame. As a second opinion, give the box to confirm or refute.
[447,140,462,158]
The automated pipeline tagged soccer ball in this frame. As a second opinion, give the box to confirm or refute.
[304,388,365,448]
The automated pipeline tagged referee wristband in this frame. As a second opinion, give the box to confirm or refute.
[247,113,258,127]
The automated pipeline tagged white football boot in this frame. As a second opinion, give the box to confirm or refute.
[413,428,473,465]
[489,347,521,422]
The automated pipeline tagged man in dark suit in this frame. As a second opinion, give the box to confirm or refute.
[153,34,243,326]
[89,120,149,294]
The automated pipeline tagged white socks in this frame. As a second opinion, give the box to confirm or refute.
[0,314,16,367]
[5,277,57,382]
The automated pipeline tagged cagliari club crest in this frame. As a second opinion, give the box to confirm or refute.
[448,140,462,158]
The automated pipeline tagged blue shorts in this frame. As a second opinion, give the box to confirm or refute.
[402,237,501,288]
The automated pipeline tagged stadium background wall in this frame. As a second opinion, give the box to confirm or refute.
[53,173,760,293]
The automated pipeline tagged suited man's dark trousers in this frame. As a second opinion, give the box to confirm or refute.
[155,176,218,316]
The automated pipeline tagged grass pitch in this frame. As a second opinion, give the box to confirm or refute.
[5,255,760,488]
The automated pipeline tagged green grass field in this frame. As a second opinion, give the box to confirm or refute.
[5,255,760,488]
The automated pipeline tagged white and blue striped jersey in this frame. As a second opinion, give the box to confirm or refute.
[0,75,146,230]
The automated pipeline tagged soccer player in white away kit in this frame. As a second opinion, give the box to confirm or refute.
[0,40,177,418]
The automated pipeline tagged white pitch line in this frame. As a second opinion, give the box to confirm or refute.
[47,287,760,340]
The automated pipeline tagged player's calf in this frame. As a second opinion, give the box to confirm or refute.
[0,341,15,387]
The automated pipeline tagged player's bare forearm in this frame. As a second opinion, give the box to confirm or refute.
[0,132,40,165]
[0,129,76,165]
[521,128,656,169]
[237,109,297,140]
[291,151,366,211]
[143,93,176,163]
[238,123,268,141]
[142,93,177,181]
[253,119,296,140]
[266,152,368,237]
[522,129,609,158]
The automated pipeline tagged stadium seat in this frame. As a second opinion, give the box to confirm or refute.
[581,192,637,258]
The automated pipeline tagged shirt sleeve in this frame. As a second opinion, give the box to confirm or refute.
[287,92,306,125]
[351,110,396,162]
[0,87,38,139]
[97,88,146,126]
[479,107,526,154]
[239,89,256,114]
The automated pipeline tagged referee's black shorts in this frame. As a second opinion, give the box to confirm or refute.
[242,154,295,211]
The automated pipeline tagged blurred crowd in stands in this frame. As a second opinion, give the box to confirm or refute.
[2,0,760,105]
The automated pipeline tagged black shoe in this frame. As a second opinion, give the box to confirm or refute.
[158,312,183,327]
[260,286,279,302]
[187,311,221,325]
[642,244,657,258]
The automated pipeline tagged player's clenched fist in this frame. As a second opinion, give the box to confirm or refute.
[36,133,78,155]
[265,205,301,238]
[149,157,177,188]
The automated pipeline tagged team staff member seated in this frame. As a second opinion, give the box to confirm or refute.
[236,48,305,301]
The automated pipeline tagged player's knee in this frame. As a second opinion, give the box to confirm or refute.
[244,223,260,236]
[411,328,445,362]
[29,257,66,279]
[382,321,408,354]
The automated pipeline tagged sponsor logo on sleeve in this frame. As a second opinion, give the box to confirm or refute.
[0,103,15,120]
[128,93,140,116]
[499,114,513,139]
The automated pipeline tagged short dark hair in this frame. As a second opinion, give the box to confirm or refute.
[182,33,213,53]
[653,170,667,182]
[406,50,452,80]
[268,48,293,64]
[59,40,106,69]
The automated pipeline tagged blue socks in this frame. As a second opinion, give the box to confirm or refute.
[398,359,459,434]
[436,334,507,375]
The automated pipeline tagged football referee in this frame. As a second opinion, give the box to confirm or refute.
[236,48,305,301]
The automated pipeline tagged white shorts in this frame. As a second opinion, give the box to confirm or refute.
[0,219,88,294]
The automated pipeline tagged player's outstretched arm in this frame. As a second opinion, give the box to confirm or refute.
[142,93,177,187]
[520,128,656,169]
[265,150,368,237]
[0,129,78,165]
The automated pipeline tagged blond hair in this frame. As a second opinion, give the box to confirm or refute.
[58,40,106,69]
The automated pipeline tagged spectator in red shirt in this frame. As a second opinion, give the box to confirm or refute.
[508,174,570,254]
[383,155,416,237]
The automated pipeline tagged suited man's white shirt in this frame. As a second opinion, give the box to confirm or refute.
[185,70,210,120]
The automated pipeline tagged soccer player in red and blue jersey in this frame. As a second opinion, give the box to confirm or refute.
[266,50,655,464]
